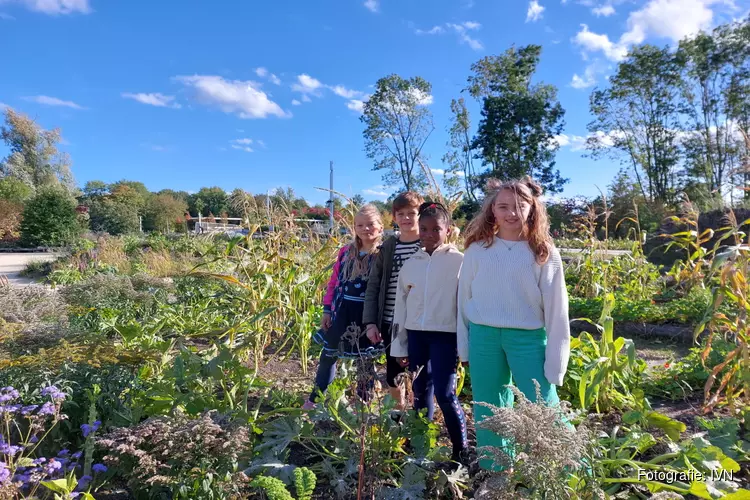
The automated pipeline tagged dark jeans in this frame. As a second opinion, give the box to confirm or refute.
[407,329,468,453]
[310,352,375,403]
[381,322,407,388]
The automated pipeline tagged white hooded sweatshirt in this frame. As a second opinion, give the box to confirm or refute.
[390,244,463,358]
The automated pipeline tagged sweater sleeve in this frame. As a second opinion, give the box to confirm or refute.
[540,248,571,386]
[323,246,347,313]
[456,247,475,362]
[390,266,410,358]
[362,242,386,326]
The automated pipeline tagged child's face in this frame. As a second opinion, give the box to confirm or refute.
[354,214,383,246]
[394,206,419,233]
[419,215,449,253]
[492,189,531,234]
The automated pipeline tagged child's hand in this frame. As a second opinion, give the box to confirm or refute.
[397,357,409,368]
[365,324,382,344]
[321,313,332,331]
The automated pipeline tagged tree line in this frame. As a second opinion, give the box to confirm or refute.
[1,17,748,245]
[361,17,749,215]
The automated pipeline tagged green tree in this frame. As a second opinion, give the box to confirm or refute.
[0,109,75,193]
[20,187,81,247]
[350,194,366,208]
[189,187,228,216]
[88,184,143,235]
[468,46,568,193]
[442,98,479,201]
[0,177,33,204]
[587,44,683,204]
[82,180,108,200]
[143,193,187,233]
[362,74,434,191]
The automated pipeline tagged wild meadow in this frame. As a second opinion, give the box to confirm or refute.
[1,197,749,500]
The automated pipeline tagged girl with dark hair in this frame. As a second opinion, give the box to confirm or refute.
[391,202,468,463]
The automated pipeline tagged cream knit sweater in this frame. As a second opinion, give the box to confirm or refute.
[457,238,571,386]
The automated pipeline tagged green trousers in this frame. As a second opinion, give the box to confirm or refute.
[468,322,561,471]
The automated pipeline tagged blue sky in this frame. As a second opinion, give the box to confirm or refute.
[0,0,746,205]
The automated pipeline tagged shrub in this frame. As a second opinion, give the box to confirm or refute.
[20,187,82,247]
[98,411,252,499]
[0,200,23,243]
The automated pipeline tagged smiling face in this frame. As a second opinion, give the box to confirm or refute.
[492,188,531,237]
[354,213,383,249]
[394,206,419,234]
[419,215,449,254]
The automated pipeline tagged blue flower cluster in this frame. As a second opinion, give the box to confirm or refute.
[0,385,108,496]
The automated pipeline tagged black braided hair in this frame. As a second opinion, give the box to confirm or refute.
[418,201,451,226]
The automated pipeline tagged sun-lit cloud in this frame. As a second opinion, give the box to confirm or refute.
[4,0,91,15]
[175,75,290,119]
[415,21,484,51]
[592,4,616,16]
[122,92,181,108]
[363,0,379,12]
[23,95,85,109]
[526,0,545,22]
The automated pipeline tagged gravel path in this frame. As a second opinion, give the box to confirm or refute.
[0,252,57,287]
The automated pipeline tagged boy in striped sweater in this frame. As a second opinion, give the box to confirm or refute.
[363,191,424,409]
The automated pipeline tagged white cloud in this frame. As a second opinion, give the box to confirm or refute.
[552,134,571,147]
[431,168,445,176]
[23,95,84,109]
[231,144,253,153]
[363,188,389,198]
[447,22,484,50]
[574,0,734,62]
[122,92,181,108]
[175,75,289,119]
[268,74,281,85]
[232,138,253,145]
[526,0,545,22]
[572,24,628,61]
[257,139,266,148]
[411,88,433,106]
[570,64,598,89]
[0,102,9,110]
[301,94,312,103]
[329,85,362,99]
[291,74,324,95]
[255,67,281,85]
[347,99,366,113]
[415,25,445,35]
[291,99,302,106]
[6,0,91,15]
[415,21,484,50]
[363,0,379,12]
[592,4,616,16]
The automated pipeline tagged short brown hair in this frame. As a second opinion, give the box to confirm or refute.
[392,191,424,214]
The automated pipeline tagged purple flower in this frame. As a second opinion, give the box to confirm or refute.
[29,435,39,444]
[43,459,63,476]
[0,387,19,404]
[71,451,82,460]
[76,475,92,491]
[57,449,70,457]
[0,438,22,456]
[38,402,56,416]
[40,386,66,401]
[0,404,21,415]
[81,420,101,438]
[92,463,107,474]
[33,457,47,465]
[21,405,39,415]
[0,462,9,483]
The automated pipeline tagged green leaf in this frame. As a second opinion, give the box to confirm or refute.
[647,411,686,441]
[688,481,715,499]
[40,479,71,495]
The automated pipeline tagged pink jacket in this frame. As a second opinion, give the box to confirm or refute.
[323,246,349,314]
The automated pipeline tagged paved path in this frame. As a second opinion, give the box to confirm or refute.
[0,253,57,287]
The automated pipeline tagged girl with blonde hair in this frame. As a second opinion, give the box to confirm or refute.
[458,177,571,470]
[304,204,384,409]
